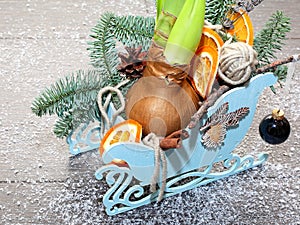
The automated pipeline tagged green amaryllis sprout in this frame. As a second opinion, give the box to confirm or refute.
[155,0,166,22]
[155,0,186,23]
[164,0,206,65]
[154,0,187,48]
[153,0,206,65]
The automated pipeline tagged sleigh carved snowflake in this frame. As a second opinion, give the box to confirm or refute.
[200,102,250,149]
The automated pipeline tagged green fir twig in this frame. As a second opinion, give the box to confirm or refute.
[53,115,73,138]
[32,70,101,117]
[205,0,235,25]
[88,13,119,79]
[32,70,104,137]
[32,13,154,138]
[88,13,154,73]
[112,15,155,49]
[254,11,291,81]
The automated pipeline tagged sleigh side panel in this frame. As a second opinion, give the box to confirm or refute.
[101,73,277,185]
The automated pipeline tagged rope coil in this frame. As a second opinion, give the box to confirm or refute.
[143,133,167,203]
[218,41,258,85]
[97,81,168,203]
[97,79,129,137]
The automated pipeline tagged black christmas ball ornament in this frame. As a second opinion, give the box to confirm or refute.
[259,109,291,144]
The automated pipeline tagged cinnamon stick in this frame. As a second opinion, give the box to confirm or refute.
[159,129,189,149]
[160,138,182,150]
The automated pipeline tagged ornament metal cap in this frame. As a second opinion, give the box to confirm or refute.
[272,108,285,120]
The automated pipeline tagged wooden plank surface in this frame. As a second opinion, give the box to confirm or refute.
[0,0,299,224]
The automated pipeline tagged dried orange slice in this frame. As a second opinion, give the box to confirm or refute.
[226,9,254,45]
[100,119,142,167]
[190,27,224,99]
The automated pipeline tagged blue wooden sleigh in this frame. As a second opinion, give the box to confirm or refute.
[67,73,277,215]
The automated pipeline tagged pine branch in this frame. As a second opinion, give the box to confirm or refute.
[88,13,119,78]
[253,11,291,84]
[31,70,133,137]
[205,0,235,25]
[254,11,291,67]
[88,13,154,73]
[53,98,101,138]
[32,70,102,117]
[31,70,105,137]
[112,15,155,50]
[53,115,73,138]
[32,12,153,138]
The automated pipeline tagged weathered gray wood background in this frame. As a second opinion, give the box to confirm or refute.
[0,0,299,224]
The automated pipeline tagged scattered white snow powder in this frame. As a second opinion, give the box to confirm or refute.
[34,163,300,225]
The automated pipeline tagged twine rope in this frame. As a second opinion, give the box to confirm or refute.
[97,81,168,202]
[97,79,129,138]
[218,41,258,85]
[203,22,258,85]
[143,133,167,202]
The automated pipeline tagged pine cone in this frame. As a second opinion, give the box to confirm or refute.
[117,46,147,79]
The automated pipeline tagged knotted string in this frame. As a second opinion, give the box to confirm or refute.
[218,41,258,85]
[202,22,259,86]
[97,81,168,202]
[143,133,167,202]
[97,79,129,138]
[97,80,129,138]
